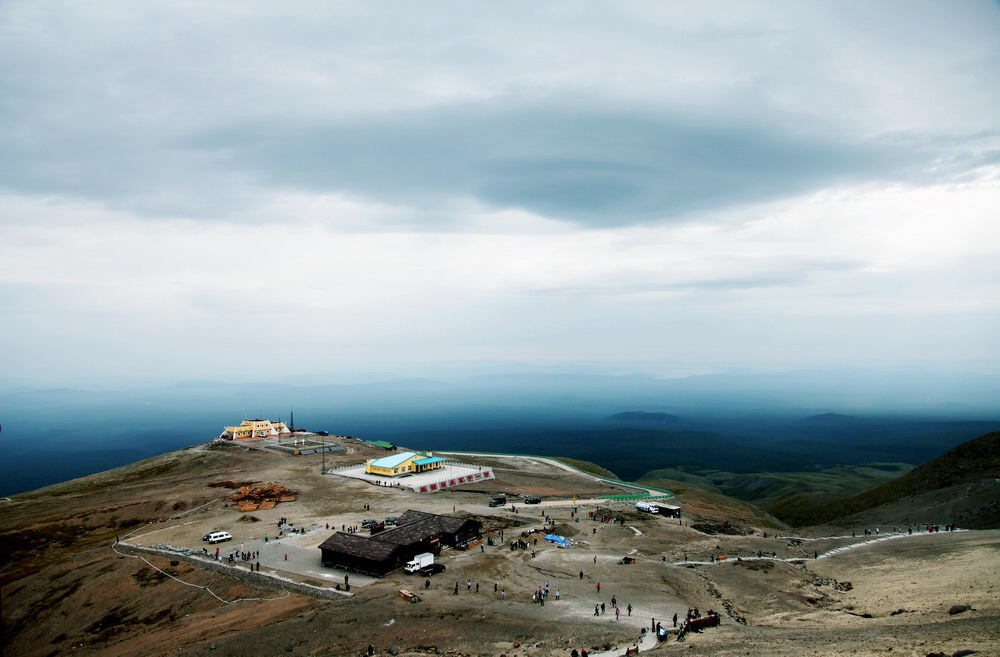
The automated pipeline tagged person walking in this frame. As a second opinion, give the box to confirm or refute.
[596,582,601,593]
[672,612,678,627]
[579,570,584,580]
[615,607,620,620]
[601,602,606,615]
[627,603,632,616]
[555,589,560,600]
[454,582,459,595]
[594,604,599,616]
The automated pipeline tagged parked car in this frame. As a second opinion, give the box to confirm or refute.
[361,519,378,529]
[420,563,446,576]
[524,497,542,504]
[384,516,399,526]
[202,531,232,544]
[315,431,329,436]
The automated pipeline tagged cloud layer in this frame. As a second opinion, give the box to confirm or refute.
[0,1,998,384]
[192,100,931,227]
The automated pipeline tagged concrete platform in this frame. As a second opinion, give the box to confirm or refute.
[328,462,495,492]
[265,439,345,456]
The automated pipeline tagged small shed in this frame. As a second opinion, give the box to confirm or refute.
[366,440,397,450]
[657,504,681,518]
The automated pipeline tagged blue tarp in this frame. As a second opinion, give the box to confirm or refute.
[544,534,573,547]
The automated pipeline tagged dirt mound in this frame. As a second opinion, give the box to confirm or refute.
[225,483,298,512]
[691,521,748,535]
[207,480,258,489]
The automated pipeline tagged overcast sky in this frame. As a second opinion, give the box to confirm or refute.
[1,1,998,386]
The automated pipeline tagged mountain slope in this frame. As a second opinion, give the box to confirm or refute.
[768,430,1000,528]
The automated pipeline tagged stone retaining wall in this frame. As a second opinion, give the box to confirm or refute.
[118,542,352,600]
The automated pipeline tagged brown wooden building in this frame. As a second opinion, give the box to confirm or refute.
[319,510,481,576]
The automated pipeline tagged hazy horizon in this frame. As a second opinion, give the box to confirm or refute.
[2,368,998,496]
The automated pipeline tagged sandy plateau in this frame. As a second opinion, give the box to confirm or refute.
[1,437,996,657]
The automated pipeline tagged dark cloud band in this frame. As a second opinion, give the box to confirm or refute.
[194,99,918,227]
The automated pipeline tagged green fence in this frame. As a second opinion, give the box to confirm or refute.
[599,493,674,502]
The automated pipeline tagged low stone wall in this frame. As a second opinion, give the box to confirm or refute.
[118,542,352,600]
[413,467,495,493]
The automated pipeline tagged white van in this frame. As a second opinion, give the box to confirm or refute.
[202,531,232,544]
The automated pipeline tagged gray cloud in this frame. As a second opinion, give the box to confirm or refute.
[521,279,798,297]
[521,258,863,296]
[1,2,996,228]
[191,100,923,227]
[0,79,945,227]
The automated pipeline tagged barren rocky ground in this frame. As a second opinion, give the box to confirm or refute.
[1,437,996,657]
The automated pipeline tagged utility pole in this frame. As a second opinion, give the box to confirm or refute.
[321,431,326,475]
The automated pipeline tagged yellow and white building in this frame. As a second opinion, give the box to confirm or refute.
[365,451,447,477]
[222,419,291,441]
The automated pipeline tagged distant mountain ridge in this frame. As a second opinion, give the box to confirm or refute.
[800,412,859,423]
[608,411,680,423]
[769,430,1000,528]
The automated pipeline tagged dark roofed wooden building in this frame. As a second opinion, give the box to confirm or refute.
[319,510,482,577]
[379,511,481,550]
[317,532,410,576]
